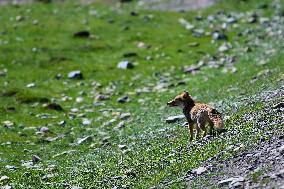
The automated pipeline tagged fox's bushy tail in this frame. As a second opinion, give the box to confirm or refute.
[209,109,224,130]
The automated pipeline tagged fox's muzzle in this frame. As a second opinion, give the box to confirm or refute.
[167,100,176,107]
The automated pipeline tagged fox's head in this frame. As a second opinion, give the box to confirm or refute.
[167,91,195,108]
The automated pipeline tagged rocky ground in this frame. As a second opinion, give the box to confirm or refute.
[0,0,215,11]
[185,87,284,188]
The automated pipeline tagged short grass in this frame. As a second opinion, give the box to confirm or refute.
[0,0,283,188]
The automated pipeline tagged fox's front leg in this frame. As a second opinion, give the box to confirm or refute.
[187,121,194,141]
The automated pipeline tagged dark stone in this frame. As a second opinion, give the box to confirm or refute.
[73,31,90,38]
[123,52,138,58]
[117,96,129,103]
[44,103,64,111]
[272,102,284,109]
[32,155,41,163]
[55,73,62,80]
[258,3,268,9]
[130,11,138,16]
[212,31,228,40]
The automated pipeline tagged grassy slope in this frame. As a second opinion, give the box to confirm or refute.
[0,0,283,188]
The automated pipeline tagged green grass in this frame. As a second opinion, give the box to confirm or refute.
[0,0,283,188]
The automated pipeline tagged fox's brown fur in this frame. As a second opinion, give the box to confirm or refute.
[167,91,224,141]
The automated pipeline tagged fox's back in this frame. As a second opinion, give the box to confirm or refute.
[190,103,212,122]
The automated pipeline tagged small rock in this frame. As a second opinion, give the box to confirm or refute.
[44,103,63,111]
[77,136,92,145]
[32,155,41,163]
[52,150,77,158]
[218,176,245,186]
[16,15,24,22]
[218,43,232,52]
[5,165,17,170]
[118,144,127,150]
[165,115,185,123]
[123,52,138,58]
[58,120,66,126]
[76,97,84,103]
[272,102,284,109]
[39,126,49,133]
[82,119,92,126]
[42,174,55,180]
[0,175,9,181]
[278,146,284,155]
[103,119,117,126]
[73,31,90,38]
[117,61,134,69]
[0,70,7,77]
[178,18,195,30]
[115,121,125,129]
[188,42,199,47]
[26,83,36,88]
[183,65,201,74]
[1,186,11,189]
[191,166,207,175]
[247,14,258,23]
[95,94,110,101]
[71,186,83,189]
[212,31,228,40]
[68,70,83,79]
[2,120,14,128]
[117,96,130,103]
[120,113,131,120]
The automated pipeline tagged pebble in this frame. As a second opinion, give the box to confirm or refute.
[117,96,130,103]
[26,83,36,88]
[165,115,185,123]
[68,70,83,79]
[218,43,232,52]
[32,155,41,163]
[117,61,134,69]
[77,136,93,145]
[82,119,92,126]
[73,31,90,38]
[39,126,49,133]
[191,166,207,175]
[218,176,245,186]
[0,175,9,181]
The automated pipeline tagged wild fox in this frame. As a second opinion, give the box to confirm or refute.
[167,91,224,141]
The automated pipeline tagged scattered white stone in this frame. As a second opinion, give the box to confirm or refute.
[191,166,207,175]
[52,150,77,158]
[218,43,232,52]
[0,175,9,181]
[178,18,195,30]
[117,61,134,69]
[77,136,92,145]
[218,176,245,186]
[2,120,14,127]
[39,126,49,133]
[26,83,36,88]
[165,115,185,123]
[76,97,84,103]
[82,118,92,126]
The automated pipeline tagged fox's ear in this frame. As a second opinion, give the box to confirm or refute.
[183,91,189,97]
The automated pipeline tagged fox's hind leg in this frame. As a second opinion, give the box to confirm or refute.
[208,121,214,135]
